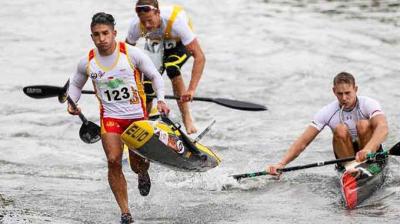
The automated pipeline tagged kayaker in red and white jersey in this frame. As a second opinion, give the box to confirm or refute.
[67,12,169,224]
[266,72,388,176]
[126,0,206,134]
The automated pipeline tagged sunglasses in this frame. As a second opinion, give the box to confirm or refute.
[135,5,158,13]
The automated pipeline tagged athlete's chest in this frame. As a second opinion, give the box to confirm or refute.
[329,107,366,128]
[341,110,358,122]
[88,54,133,81]
[89,56,140,101]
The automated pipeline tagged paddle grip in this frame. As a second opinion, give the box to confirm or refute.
[66,96,88,124]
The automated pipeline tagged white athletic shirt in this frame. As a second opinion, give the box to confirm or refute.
[68,42,165,119]
[310,96,384,139]
[126,5,196,46]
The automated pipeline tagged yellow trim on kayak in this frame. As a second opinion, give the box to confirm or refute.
[121,119,221,166]
[196,142,221,163]
[121,121,154,149]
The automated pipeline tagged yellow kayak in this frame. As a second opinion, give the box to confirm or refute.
[121,118,221,172]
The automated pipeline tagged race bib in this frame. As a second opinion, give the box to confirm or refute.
[98,77,139,103]
[164,39,177,49]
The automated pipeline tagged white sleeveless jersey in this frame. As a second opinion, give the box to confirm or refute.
[68,42,165,120]
[126,5,195,46]
[310,96,384,139]
[88,42,146,119]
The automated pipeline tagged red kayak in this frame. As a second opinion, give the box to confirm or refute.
[338,155,388,209]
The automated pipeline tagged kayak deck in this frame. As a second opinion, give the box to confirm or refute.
[338,156,388,209]
[121,119,221,172]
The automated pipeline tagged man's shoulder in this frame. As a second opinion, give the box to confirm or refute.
[358,95,382,108]
[127,17,141,34]
[73,53,90,75]
[123,43,147,60]
[314,100,340,118]
[321,100,339,111]
[358,95,378,102]
[124,42,140,53]
[160,5,180,15]
[77,50,92,63]
[128,16,140,26]
[79,47,97,60]
[160,5,188,21]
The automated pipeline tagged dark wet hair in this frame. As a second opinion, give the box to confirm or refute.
[136,0,159,9]
[91,12,116,29]
[333,72,356,86]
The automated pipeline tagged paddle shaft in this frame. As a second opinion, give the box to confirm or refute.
[78,91,243,106]
[280,144,399,174]
[102,94,266,111]
[233,143,400,181]
[78,90,228,102]
[66,96,88,125]
[279,156,354,172]
[165,95,211,102]
[23,85,267,111]
[66,90,229,102]
[82,90,95,94]
[232,157,355,180]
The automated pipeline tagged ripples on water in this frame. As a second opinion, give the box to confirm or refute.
[1,0,399,223]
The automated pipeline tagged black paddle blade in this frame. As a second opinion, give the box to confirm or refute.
[213,98,267,111]
[58,80,69,103]
[23,85,63,99]
[79,121,101,144]
[389,141,400,156]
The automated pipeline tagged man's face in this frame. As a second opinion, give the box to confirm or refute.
[137,10,160,32]
[333,83,358,109]
[91,24,116,53]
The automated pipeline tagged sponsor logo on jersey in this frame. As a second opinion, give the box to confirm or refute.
[90,71,105,79]
[105,121,117,128]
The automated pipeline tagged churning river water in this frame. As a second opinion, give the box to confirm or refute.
[1,0,399,223]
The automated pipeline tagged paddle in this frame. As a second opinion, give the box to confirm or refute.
[57,80,70,103]
[164,96,267,111]
[22,85,267,111]
[23,85,95,100]
[66,96,101,144]
[24,80,100,144]
[231,142,400,181]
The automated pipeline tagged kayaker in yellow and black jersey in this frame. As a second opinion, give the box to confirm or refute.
[126,0,206,134]
[266,72,388,176]
[67,12,169,224]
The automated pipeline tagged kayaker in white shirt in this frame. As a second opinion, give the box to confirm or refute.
[266,72,388,176]
[126,0,206,134]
